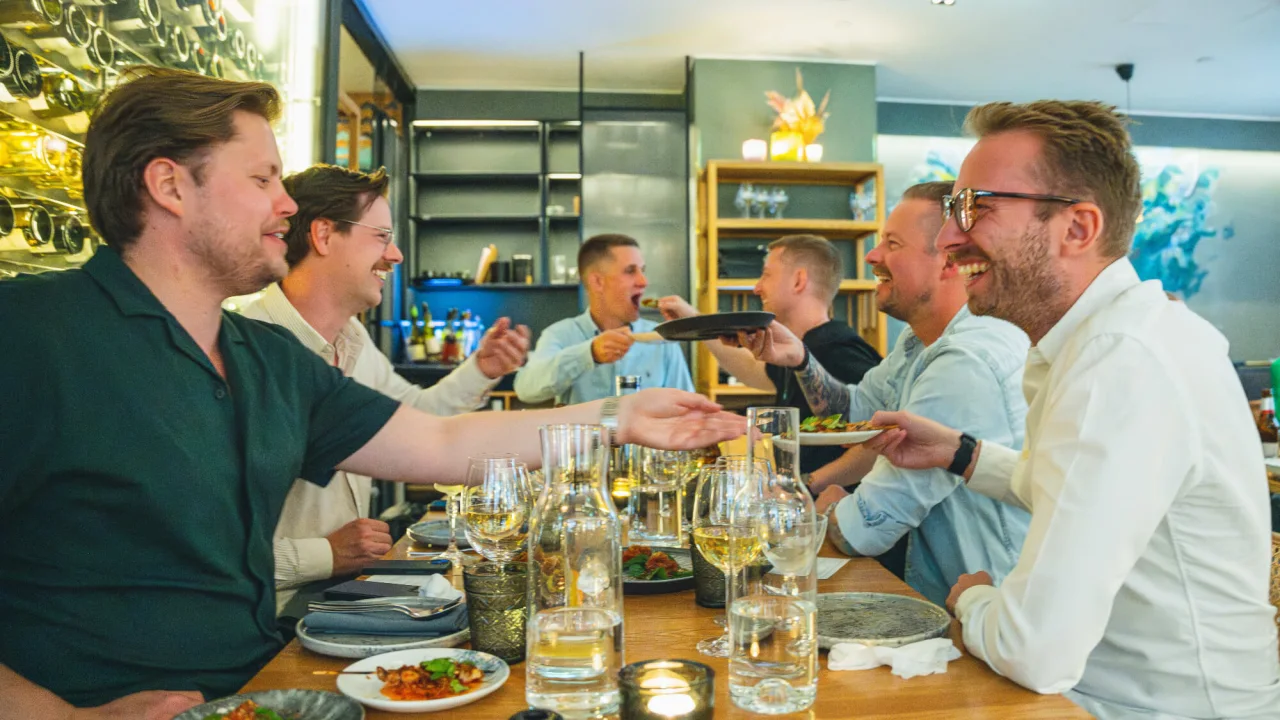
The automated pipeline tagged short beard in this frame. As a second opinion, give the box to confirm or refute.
[968,224,1065,338]
[878,284,931,325]
[189,219,284,298]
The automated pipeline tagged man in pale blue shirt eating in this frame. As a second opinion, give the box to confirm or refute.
[515,234,694,404]
[731,181,1031,608]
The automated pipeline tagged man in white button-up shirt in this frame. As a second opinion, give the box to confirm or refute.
[241,165,532,616]
[866,101,1280,718]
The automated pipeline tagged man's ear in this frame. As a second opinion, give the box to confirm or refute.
[310,218,336,257]
[140,157,185,219]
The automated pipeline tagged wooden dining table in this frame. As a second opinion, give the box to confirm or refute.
[242,519,1088,719]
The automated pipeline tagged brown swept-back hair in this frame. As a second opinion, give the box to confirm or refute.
[83,65,280,252]
[900,181,954,254]
[281,165,390,267]
[578,233,639,278]
[768,234,842,302]
[963,100,1142,259]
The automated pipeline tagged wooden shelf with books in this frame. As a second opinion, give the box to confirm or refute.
[694,160,887,398]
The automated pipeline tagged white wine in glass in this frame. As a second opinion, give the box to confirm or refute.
[463,456,531,563]
[691,525,763,572]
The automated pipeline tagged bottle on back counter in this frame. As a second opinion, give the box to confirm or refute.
[1259,389,1278,458]
[421,302,442,361]
[406,304,426,363]
[441,308,460,364]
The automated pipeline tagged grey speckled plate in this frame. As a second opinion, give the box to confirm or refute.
[297,618,470,659]
[407,519,471,548]
[174,689,364,719]
[816,592,952,650]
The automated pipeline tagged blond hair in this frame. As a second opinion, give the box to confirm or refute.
[768,234,842,302]
[964,100,1142,259]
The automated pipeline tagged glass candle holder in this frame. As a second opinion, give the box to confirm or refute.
[620,660,714,720]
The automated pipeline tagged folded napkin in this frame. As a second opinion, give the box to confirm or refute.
[302,603,468,637]
[828,638,961,679]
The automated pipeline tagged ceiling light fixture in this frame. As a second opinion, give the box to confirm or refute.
[931,0,955,5]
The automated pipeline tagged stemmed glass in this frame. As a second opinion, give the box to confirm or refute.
[690,456,770,657]
[463,456,531,563]
[772,187,789,219]
[433,479,468,566]
[734,183,755,219]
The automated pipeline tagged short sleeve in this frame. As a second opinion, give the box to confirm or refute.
[297,352,401,485]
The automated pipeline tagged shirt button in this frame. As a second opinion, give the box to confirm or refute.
[214,387,226,400]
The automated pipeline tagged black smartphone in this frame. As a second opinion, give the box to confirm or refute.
[322,579,422,601]
[360,559,452,575]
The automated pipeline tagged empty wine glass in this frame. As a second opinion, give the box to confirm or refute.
[464,455,531,563]
[772,187,789,219]
[734,183,754,219]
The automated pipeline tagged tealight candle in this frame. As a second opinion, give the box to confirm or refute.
[742,139,767,161]
[620,660,713,720]
[804,143,824,162]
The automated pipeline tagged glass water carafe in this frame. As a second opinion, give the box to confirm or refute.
[527,424,624,719]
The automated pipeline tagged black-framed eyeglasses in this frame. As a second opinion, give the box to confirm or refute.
[942,188,1082,232]
[338,219,395,249]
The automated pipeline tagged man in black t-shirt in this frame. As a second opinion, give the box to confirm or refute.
[659,236,881,478]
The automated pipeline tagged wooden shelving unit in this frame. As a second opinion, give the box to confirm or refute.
[696,160,887,400]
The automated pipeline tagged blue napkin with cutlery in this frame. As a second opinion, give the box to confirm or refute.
[302,603,468,637]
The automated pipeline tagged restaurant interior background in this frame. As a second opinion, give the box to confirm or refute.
[3,0,1278,391]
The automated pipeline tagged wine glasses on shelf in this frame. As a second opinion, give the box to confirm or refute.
[462,455,531,563]
[734,183,755,219]
[771,187,789,219]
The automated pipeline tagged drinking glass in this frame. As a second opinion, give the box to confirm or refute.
[690,457,769,657]
[464,456,531,563]
[772,187,789,219]
[433,481,467,566]
[527,606,624,717]
[631,448,689,547]
[734,183,754,219]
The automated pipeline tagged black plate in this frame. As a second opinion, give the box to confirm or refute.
[623,547,695,595]
[655,311,775,341]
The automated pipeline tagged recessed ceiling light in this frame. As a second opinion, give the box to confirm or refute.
[931,0,956,5]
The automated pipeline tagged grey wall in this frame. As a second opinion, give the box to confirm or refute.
[414,90,684,121]
[878,101,1280,151]
[690,59,877,164]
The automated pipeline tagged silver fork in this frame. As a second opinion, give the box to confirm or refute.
[308,597,462,620]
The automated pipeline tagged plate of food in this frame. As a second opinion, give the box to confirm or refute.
[336,648,509,713]
[622,545,695,595]
[653,311,775,342]
[798,415,896,446]
[174,689,364,720]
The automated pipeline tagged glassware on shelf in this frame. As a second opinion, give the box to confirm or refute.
[29,2,92,52]
[12,202,54,249]
[0,0,65,31]
[527,423,624,718]
[159,24,190,65]
[227,27,246,62]
[463,454,531,563]
[771,187,789,219]
[2,48,43,100]
[30,72,86,120]
[196,11,228,44]
[107,0,162,34]
[733,183,754,219]
[64,27,116,71]
[52,211,86,254]
[850,179,878,221]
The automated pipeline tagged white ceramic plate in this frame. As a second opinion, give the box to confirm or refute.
[336,648,509,713]
[297,618,470,659]
[798,429,885,446]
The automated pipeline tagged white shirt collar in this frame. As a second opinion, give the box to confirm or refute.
[1033,258,1141,365]
[258,283,362,365]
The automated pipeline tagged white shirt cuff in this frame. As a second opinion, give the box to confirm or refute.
[275,536,335,587]
[456,354,501,391]
[966,442,1027,511]
[955,582,999,623]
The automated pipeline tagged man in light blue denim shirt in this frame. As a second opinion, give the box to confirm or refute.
[733,183,1031,606]
[515,234,694,405]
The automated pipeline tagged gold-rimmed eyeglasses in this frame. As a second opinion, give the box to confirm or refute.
[338,219,395,248]
[942,188,1082,232]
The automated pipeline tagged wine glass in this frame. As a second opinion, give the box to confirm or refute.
[772,187,789,219]
[734,183,754,219]
[433,479,468,567]
[691,456,770,657]
[463,455,531,563]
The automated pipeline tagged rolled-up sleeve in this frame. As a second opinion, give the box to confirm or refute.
[274,535,334,588]
[834,347,1013,556]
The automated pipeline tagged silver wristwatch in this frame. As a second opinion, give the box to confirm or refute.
[600,396,621,444]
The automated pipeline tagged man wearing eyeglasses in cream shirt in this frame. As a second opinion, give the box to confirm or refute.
[240,165,531,619]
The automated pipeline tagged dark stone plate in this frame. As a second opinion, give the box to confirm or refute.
[623,547,696,595]
[816,592,952,650]
[654,311,775,341]
[174,689,364,720]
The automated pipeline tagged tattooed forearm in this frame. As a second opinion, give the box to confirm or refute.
[795,352,851,417]
[826,505,862,557]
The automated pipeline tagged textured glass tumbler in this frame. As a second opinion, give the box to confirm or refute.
[691,543,725,609]
[463,561,529,663]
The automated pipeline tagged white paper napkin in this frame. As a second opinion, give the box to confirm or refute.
[815,557,849,580]
[828,638,961,679]
[364,574,464,601]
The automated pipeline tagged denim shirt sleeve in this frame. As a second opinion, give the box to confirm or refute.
[844,356,896,421]
[513,321,596,403]
[835,345,1010,556]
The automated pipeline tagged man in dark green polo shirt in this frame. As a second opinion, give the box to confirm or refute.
[0,67,744,720]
